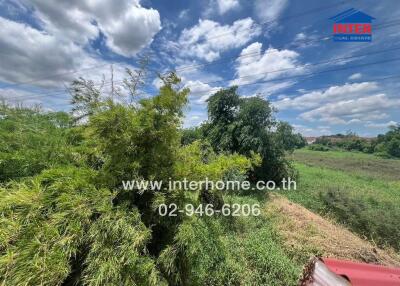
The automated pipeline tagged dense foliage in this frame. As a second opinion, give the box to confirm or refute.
[195,87,303,182]
[0,73,304,285]
[312,127,400,158]
[0,104,73,181]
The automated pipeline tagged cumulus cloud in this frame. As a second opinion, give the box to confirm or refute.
[0,0,160,94]
[292,124,331,136]
[253,0,288,23]
[273,81,399,127]
[0,87,68,110]
[184,80,221,103]
[183,111,207,127]
[299,94,400,124]
[216,0,240,14]
[365,120,398,128]
[231,42,304,94]
[22,0,161,57]
[348,73,362,80]
[178,18,261,62]
[290,32,320,49]
[178,9,189,19]
[0,16,130,88]
[274,82,378,111]
[0,17,83,87]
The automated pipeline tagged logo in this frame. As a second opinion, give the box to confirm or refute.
[330,8,375,42]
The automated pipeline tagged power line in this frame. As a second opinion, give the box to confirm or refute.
[183,46,400,87]
[9,37,400,103]
[0,0,376,88]
[0,63,111,89]
[192,57,400,92]
[169,20,400,73]
[185,0,350,42]
[4,48,400,102]
[36,72,400,110]
[5,55,400,103]
[1,1,345,89]
[1,16,399,90]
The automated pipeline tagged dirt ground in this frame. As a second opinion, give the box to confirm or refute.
[265,193,400,267]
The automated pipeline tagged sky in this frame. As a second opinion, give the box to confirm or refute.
[0,0,400,136]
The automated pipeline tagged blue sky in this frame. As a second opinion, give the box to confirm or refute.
[1,0,400,136]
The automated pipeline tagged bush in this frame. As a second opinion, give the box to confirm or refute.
[307,144,331,151]
[0,106,76,182]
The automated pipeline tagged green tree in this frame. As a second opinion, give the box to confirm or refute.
[374,125,400,158]
[181,127,203,146]
[274,121,306,152]
[204,87,240,153]
[203,88,294,182]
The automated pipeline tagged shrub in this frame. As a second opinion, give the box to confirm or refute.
[308,144,331,151]
[0,106,75,182]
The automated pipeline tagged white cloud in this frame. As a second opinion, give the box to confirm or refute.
[184,80,221,104]
[0,16,130,89]
[294,33,307,41]
[292,124,331,136]
[274,82,378,111]
[254,0,288,23]
[290,32,319,49]
[22,0,161,57]
[216,0,240,14]
[348,73,362,80]
[0,17,84,87]
[299,94,400,124]
[178,18,261,62]
[232,42,304,87]
[0,0,158,96]
[203,0,240,18]
[0,87,68,109]
[183,111,207,127]
[178,9,189,19]
[365,120,398,128]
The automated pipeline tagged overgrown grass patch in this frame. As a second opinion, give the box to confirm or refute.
[284,162,400,251]
[291,149,400,181]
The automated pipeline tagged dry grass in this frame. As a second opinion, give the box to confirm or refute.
[265,193,400,267]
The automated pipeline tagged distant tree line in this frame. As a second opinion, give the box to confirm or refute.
[310,127,400,158]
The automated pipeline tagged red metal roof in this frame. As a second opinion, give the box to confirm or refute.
[322,258,400,286]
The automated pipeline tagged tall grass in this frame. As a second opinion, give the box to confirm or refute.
[285,161,400,251]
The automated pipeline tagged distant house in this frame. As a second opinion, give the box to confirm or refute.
[305,137,316,144]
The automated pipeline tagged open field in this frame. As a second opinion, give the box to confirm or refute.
[284,149,400,252]
[290,149,400,181]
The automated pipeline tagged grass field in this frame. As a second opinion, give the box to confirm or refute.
[182,148,400,285]
[290,149,400,181]
[284,149,400,252]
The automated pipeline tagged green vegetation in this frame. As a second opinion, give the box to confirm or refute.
[312,127,400,158]
[2,65,397,285]
[0,105,74,181]
[292,149,400,181]
[190,87,304,182]
[0,71,306,285]
[288,149,400,251]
